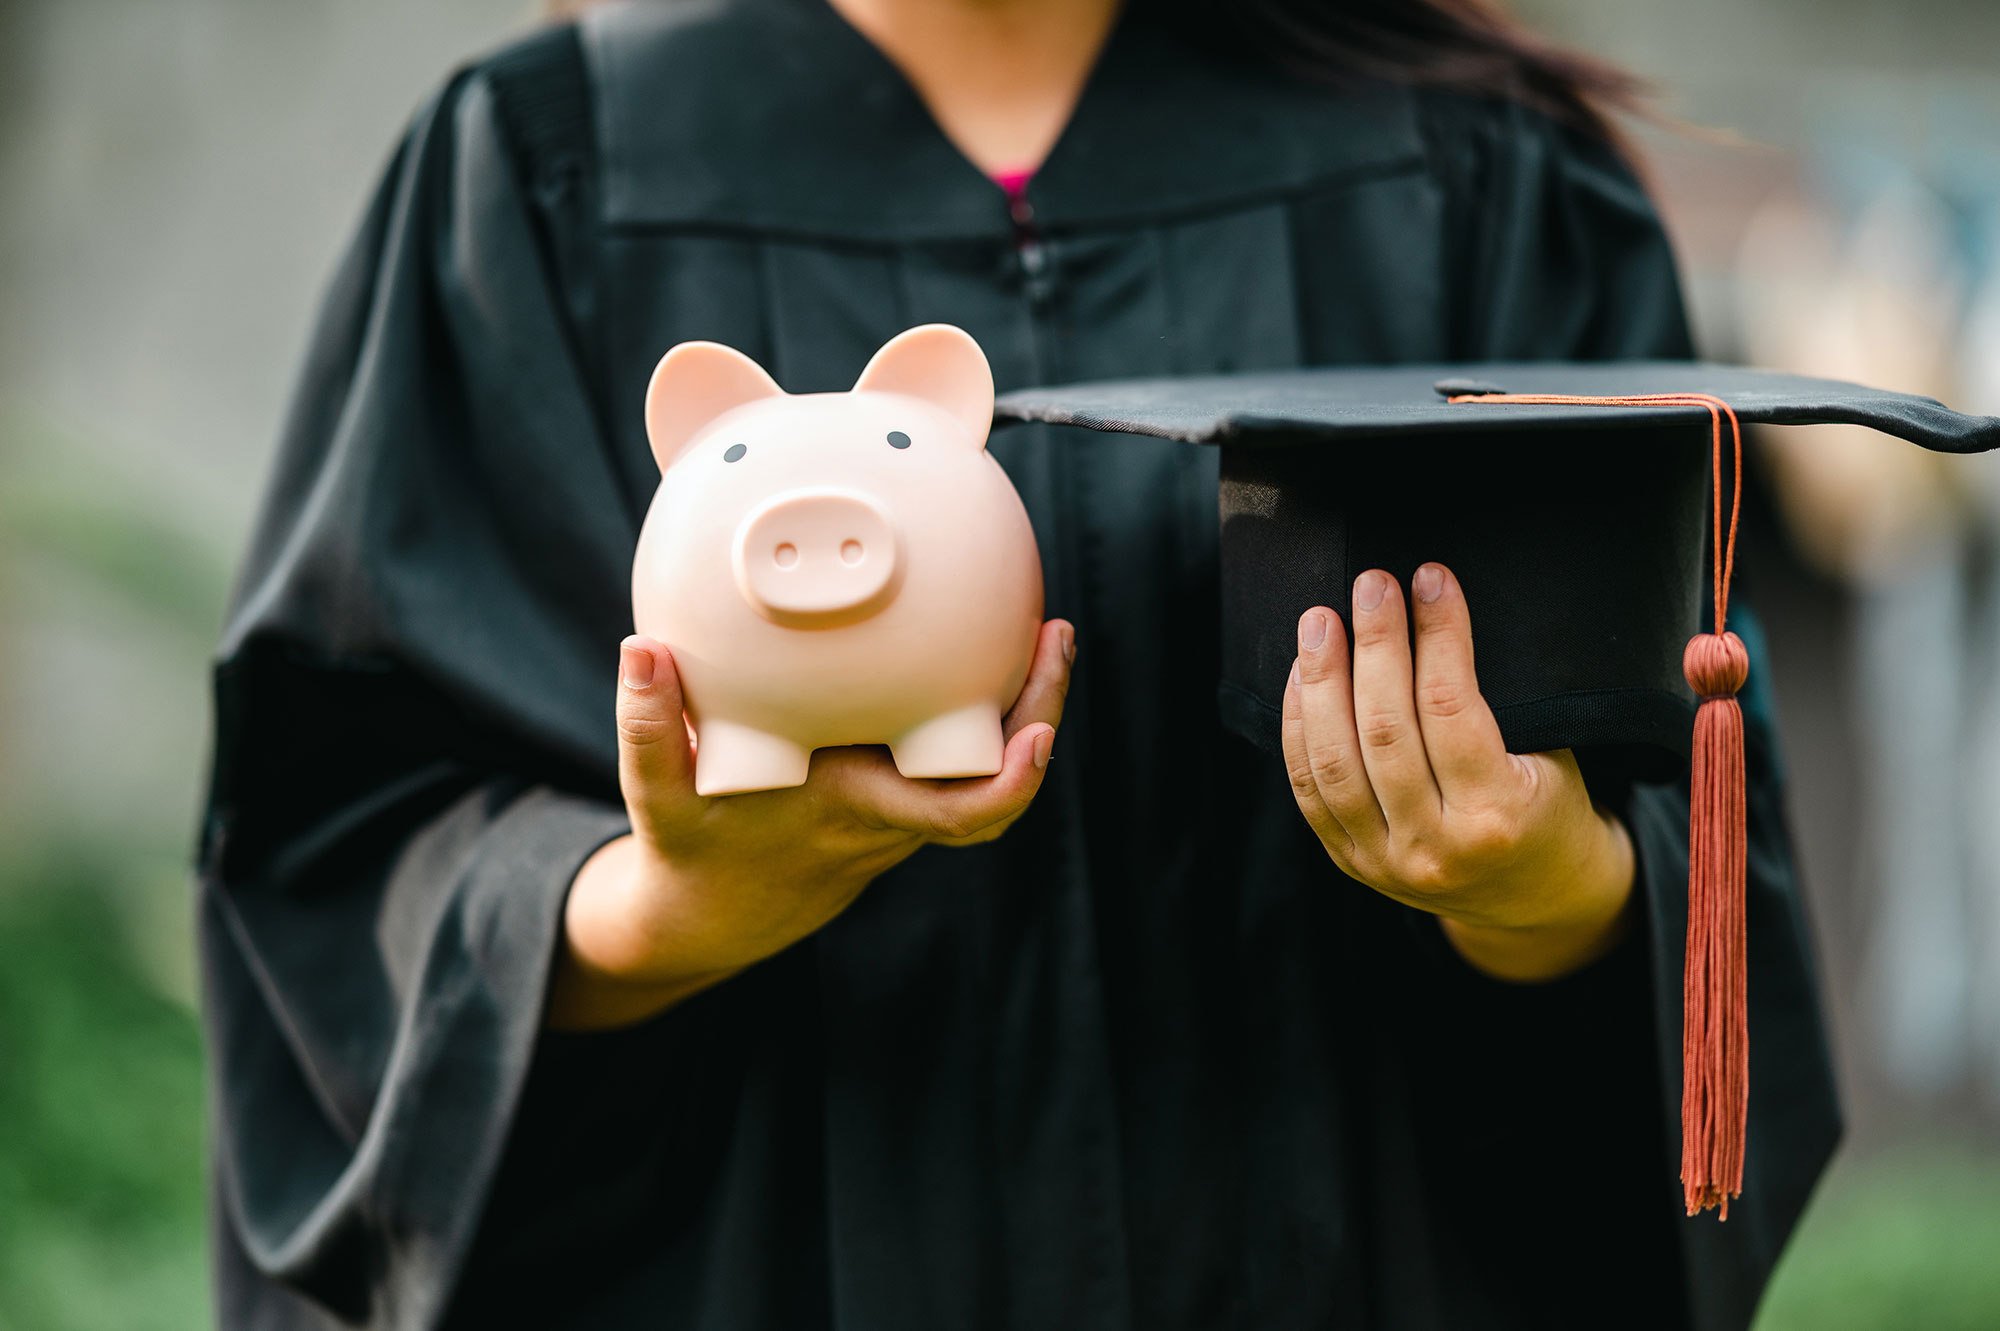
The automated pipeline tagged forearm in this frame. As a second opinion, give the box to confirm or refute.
[546,834,744,1029]
[546,831,900,1031]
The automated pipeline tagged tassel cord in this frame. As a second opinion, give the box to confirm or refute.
[1450,391,1750,1218]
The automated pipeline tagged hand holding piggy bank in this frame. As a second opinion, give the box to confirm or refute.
[633,325,1045,796]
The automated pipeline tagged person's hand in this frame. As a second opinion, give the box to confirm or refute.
[548,620,1074,1029]
[1282,564,1635,983]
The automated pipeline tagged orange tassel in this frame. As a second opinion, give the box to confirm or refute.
[1681,630,1749,1218]
[1453,391,1749,1216]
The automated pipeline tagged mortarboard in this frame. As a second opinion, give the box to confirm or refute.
[994,361,2000,1218]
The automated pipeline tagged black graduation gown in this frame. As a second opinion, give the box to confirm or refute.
[197,2,1840,1328]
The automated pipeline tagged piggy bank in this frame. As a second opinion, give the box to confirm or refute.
[632,324,1045,796]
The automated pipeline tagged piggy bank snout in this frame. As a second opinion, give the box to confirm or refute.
[732,488,903,625]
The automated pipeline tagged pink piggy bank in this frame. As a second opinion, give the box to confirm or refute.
[632,324,1045,796]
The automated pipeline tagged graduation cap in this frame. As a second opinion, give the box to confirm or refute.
[995,361,2000,1218]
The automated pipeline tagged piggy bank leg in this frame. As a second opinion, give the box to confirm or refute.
[890,703,1005,780]
[693,721,812,796]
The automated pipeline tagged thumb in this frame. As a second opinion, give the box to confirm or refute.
[617,636,697,812]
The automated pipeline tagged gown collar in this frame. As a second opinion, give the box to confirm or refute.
[581,0,1424,243]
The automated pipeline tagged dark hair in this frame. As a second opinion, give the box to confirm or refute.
[1148,0,1647,139]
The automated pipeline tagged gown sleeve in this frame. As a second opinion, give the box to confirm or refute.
[1391,94,1842,1329]
[197,57,643,1328]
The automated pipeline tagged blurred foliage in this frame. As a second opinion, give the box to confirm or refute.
[0,407,233,648]
[1756,1145,2000,1331]
[0,408,218,1326]
[0,853,207,1331]
[0,393,230,1325]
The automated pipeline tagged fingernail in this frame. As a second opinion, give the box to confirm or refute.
[1413,565,1444,603]
[620,638,654,690]
[1355,571,1388,612]
[1299,610,1328,652]
[1060,625,1076,665]
[1033,729,1055,769]
[1290,659,1300,687]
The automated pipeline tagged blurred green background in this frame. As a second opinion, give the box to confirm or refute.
[2,0,1999,1327]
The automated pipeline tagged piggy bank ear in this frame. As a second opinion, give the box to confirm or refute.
[852,324,995,449]
[644,341,785,471]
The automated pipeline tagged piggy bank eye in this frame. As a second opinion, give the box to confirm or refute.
[723,443,747,463]
[887,431,911,450]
